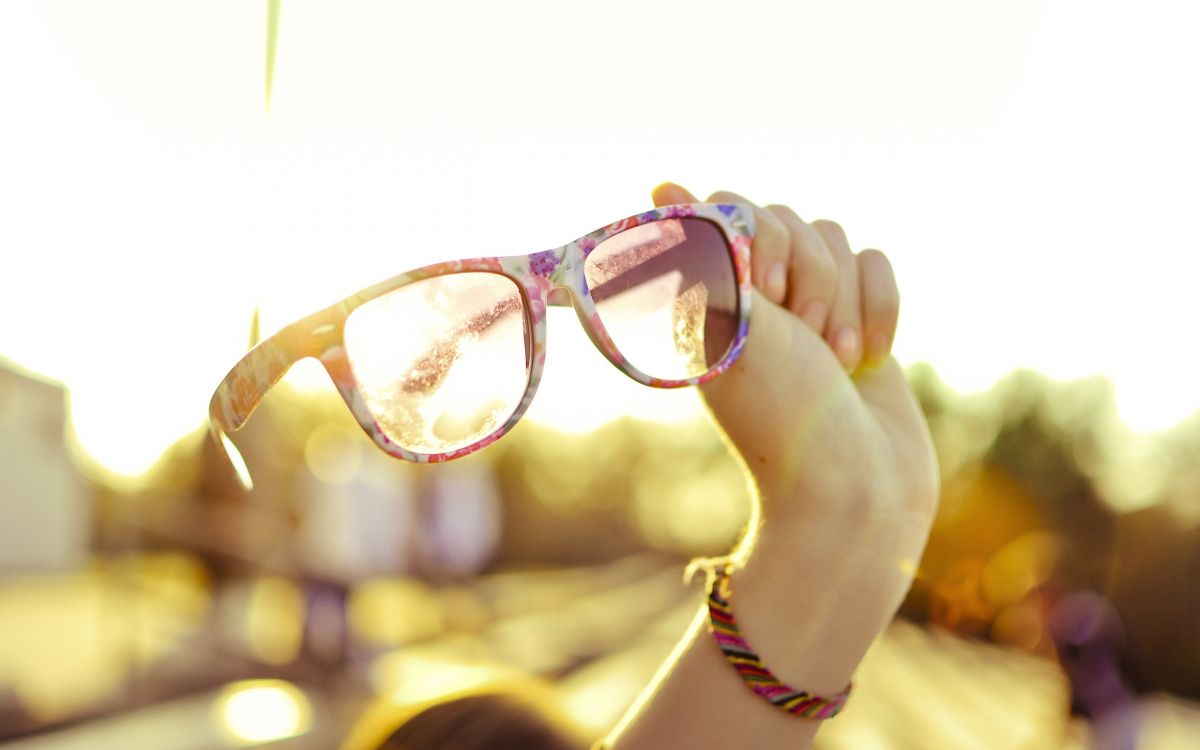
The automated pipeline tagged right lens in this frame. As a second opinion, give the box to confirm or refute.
[343,272,530,456]
[584,217,738,381]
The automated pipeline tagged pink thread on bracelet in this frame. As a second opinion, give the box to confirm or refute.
[704,562,852,719]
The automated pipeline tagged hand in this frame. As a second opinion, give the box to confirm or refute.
[610,185,939,749]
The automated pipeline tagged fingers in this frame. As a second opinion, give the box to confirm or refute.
[814,220,863,372]
[766,204,836,333]
[654,183,804,311]
[656,183,804,319]
[706,190,791,306]
[654,184,785,302]
[651,181,698,207]
[650,182,899,372]
[857,249,899,367]
[654,184,795,307]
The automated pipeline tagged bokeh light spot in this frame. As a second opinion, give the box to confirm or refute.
[304,423,364,484]
[216,680,311,745]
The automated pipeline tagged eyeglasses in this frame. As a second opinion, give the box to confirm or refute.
[209,202,755,489]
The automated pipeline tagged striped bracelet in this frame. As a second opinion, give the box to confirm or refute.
[704,562,852,719]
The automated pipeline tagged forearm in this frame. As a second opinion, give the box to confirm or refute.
[606,516,859,749]
[606,607,825,749]
[608,418,932,747]
[606,186,938,749]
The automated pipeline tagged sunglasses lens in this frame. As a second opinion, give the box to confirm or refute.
[343,272,530,456]
[584,217,739,381]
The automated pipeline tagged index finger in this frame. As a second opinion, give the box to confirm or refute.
[707,190,790,306]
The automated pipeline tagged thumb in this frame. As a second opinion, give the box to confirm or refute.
[651,182,699,207]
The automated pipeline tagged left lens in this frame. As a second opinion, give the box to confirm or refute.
[343,272,529,456]
[584,217,738,381]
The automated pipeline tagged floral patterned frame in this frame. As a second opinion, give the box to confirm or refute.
[209,203,755,489]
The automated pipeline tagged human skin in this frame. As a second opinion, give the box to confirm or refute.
[605,184,940,749]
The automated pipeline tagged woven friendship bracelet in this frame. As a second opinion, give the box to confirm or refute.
[705,563,852,719]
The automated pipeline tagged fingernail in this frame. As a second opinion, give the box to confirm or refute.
[766,262,786,303]
[834,328,860,371]
[799,301,827,331]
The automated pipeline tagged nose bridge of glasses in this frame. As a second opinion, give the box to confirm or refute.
[542,242,587,306]
[546,287,572,307]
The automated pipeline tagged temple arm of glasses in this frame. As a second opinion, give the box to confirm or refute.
[209,309,339,490]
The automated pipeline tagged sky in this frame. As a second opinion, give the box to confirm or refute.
[1,0,1197,477]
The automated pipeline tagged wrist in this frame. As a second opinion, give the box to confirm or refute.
[704,562,855,716]
[730,525,876,696]
[731,482,924,688]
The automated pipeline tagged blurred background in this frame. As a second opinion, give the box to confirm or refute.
[1,1,1198,747]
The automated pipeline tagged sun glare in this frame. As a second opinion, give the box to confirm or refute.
[1,1,1198,478]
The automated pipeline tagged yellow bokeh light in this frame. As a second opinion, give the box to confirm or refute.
[629,458,749,554]
[370,647,508,705]
[980,531,1061,609]
[349,578,443,648]
[304,422,364,484]
[245,576,304,666]
[215,680,312,745]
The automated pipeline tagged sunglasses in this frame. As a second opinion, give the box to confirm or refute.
[209,203,755,489]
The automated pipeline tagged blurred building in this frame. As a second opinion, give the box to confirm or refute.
[0,358,91,571]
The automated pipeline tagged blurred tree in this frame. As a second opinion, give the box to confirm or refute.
[904,367,1200,701]
[1109,506,1200,697]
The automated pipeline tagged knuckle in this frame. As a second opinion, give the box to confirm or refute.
[873,294,901,320]
[766,203,801,222]
[860,252,899,297]
[865,287,900,323]
[707,190,746,204]
[755,210,789,260]
[806,241,838,274]
[812,218,845,238]
[858,247,892,272]
[813,221,853,262]
[796,246,837,289]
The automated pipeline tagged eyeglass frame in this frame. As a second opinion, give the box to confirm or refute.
[209,202,755,489]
